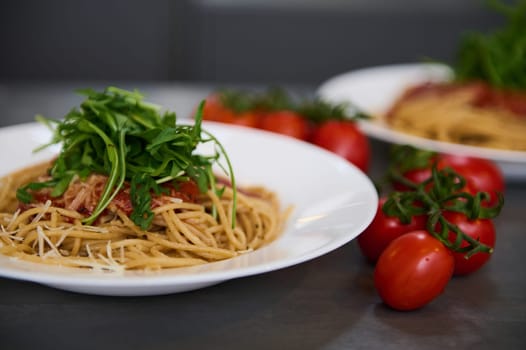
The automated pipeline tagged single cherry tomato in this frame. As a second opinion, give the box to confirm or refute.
[260,110,310,140]
[393,163,436,191]
[442,211,496,276]
[374,230,454,311]
[439,154,504,207]
[311,120,370,173]
[200,94,235,123]
[201,94,260,128]
[229,111,261,128]
[357,197,427,262]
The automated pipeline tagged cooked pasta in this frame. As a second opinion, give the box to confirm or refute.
[0,161,289,271]
[385,82,526,151]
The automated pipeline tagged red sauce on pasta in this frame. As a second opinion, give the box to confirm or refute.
[387,81,526,119]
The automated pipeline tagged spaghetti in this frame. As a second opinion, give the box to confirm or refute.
[385,81,526,151]
[0,161,288,271]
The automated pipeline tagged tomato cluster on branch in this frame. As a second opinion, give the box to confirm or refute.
[198,88,371,173]
[358,145,504,311]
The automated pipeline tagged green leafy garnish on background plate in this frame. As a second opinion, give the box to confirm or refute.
[454,0,526,90]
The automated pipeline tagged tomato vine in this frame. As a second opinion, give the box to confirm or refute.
[383,145,503,258]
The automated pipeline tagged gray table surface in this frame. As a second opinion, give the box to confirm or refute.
[0,83,525,350]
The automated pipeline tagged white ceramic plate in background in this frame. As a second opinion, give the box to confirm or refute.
[0,121,378,296]
[317,63,526,180]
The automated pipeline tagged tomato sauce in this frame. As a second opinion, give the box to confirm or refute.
[19,178,201,218]
[387,81,526,119]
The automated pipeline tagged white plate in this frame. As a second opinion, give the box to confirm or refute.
[317,63,526,180]
[0,121,377,296]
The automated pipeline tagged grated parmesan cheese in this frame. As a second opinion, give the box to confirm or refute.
[31,200,52,224]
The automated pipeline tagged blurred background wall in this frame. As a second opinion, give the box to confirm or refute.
[0,0,504,86]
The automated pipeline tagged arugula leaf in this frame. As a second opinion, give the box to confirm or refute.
[130,173,165,230]
[17,87,237,229]
[453,0,526,90]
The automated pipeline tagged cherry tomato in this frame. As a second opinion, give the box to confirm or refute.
[229,111,261,128]
[393,159,437,191]
[442,211,496,276]
[394,154,504,206]
[374,230,454,311]
[311,120,370,173]
[201,94,260,128]
[357,197,427,262]
[260,110,310,140]
[439,154,504,207]
[201,94,234,123]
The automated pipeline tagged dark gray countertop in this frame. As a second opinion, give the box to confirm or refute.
[0,83,525,349]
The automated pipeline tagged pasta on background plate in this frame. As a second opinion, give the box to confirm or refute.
[385,81,526,151]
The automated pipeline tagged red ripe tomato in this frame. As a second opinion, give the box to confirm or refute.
[394,154,504,207]
[311,120,370,173]
[439,154,504,207]
[393,162,436,192]
[442,211,496,276]
[260,110,310,140]
[374,230,454,311]
[201,94,260,128]
[357,197,427,262]
[229,111,261,128]
[201,94,234,123]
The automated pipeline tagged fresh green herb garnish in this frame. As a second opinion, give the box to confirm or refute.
[17,87,237,230]
[453,0,526,90]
